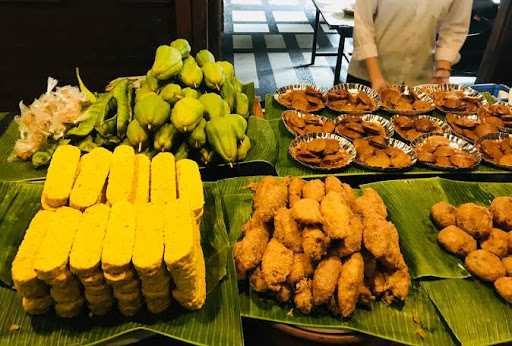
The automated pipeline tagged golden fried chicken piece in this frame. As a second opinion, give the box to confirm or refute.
[291,198,323,224]
[302,179,325,202]
[320,192,352,240]
[288,253,314,286]
[481,228,509,258]
[288,177,305,207]
[490,196,512,231]
[465,249,506,282]
[358,284,374,306]
[302,226,330,261]
[455,203,493,239]
[502,256,512,276]
[337,253,364,318]
[324,176,356,205]
[274,208,303,253]
[437,225,477,258]
[382,268,410,304]
[249,266,268,292]
[276,284,292,303]
[353,188,388,219]
[234,224,270,279]
[431,201,457,229]
[261,239,294,291]
[252,177,289,223]
[312,256,342,306]
[332,215,363,257]
[495,277,512,303]
[294,278,313,314]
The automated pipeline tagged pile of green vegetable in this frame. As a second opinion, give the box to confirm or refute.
[39,38,252,167]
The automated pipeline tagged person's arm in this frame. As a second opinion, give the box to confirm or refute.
[353,0,387,90]
[432,0,472,83]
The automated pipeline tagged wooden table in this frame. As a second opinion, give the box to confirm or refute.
[310,0,355,85]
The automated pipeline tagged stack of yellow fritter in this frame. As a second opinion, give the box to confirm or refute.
[12,144,206,318]
[234,176,410,318]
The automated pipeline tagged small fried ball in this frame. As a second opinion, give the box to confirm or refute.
[437,225,477,257]
[431,201,457,229]
[481,228,509,258]
[490,196,512,231]
[455,203,492,239]
[464,250,506,282]
[494,277,512,303]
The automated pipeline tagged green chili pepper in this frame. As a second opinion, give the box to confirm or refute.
[75,67,97,103]
[94,95,117,136]
[112,79,131,138]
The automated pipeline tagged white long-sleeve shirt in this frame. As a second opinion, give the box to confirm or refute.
[348,0,472,85]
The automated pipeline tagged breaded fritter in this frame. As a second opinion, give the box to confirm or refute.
[490,196,512,231]
[249,266,268,292]
[324,176,356,205]
[291,198,323,224]
[337,253,364,317]
[274,208,303,252]
[437,225,477,258]
[465,249,506,282]
[332,215,363,257]
[503,256,512,276]
[294,278,313,314]
[495,277,512,303]
[455,203,492,239]
[382,268,410,304]
[275,284,292,303]
[288,253,314,286]
[431,201,457,229]
[252,177,289,222]
[261,239,294,291]
[234,224,270,279]
[312,256,342,306]
[288,177,305,207]
[302,179,325,202]
[481,228,509,258]
[302,226,330,261]
[353,188,387,219]
[320,192,352,240]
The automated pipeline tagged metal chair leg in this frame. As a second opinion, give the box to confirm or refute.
[334,34,345,85]
[311,8,320,65]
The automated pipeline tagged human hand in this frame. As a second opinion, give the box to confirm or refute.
[371,77,389,92]
[432,60,451,84]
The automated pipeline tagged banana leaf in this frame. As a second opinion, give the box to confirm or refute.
[0,180,243,346]
[264,96,512,178]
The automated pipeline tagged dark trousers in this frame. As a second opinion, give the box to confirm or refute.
[346,74,371,87]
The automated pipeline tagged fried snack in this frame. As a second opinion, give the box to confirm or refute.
[151,152,177,204]
[302,179,325,202]
[502,256,512,276]
[320,192,352,239]
[363,217,406,270]
[291,138,352,169]
[177,159,204,217]
[478,103,512,126]
[495,277,512,303]
[41,144,81,209]
[431,201,457,228]
[334,116,387,140]
[354,137,412,169]
[393,115,444,142]
[331,214,363,257]
[377,268,410,304]
[455,203,492,239]
[437,225,477,257]
[312,256,342,305]
[447,113,500,142]
[278,87,325,112]
[325,176,356,205]
[106,145,136,205]
[381,86,433,113]
[133,204,165,276]
[337,253,364,318]
[291,198,323,224]
[252,176,289,223]
[131,154,151,205]
[274,208,302,252]
[234,220,270,279]
[69,147,112,210]
[433,90,481,113]
[288,253,314,286]
[22,295,54,315]
[283,111,335,136]
[302,226,330,261]
[479,138,512,167]
[465,250,506,282]
[490,196,512,231]
[294,278,313,314]
[288,177,305,207]
[353,188,388,219]
[326,89,376,113]
[415,135,478,169]
[261,239,294,291]
[249,266,268,292]
[275,284,292,303]
[481,228,509,258]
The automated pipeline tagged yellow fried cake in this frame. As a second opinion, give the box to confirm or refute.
[176,159,204,217]
[106,145,136,205]
[131,154,151,205]
[133,203,165,276]
[150,152,176,204]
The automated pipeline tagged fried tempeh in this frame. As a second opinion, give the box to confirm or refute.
[106,145,136,205]
[151,152,177,204]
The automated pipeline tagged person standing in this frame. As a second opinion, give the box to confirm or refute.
[347,0,473,90]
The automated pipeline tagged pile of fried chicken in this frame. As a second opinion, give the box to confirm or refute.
[234,176,410,318]
[431,197,512,303]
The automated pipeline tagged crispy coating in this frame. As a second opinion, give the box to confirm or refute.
[332,214,363,258]
[294,278,313,314]
[495,277,512,303]
[291,198,323,224]
[288,177,305,207]
[503,256,512,276]
[362,217,406,270]
[234,224,270,279]
[437,225,477,258]
[465,250,506,282]
[274,208,303,252]
[249,266,268,292]
[481,228,509,258]
[261,239,294,291]
[253,177,289,222]
[302,226,330,261]
[353,188,387,219]
[358,284,374,306]
[383,268,410,304]
[276,284,292,303]
[288,253,314,286]
[312,256,342,306]
[320,192,352,240]
[324,176,356,205]
[431,201,457,229]
[337,253,364,318]
[302,179,325,202]
[490,196,512,231]
[455,203,492,239]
